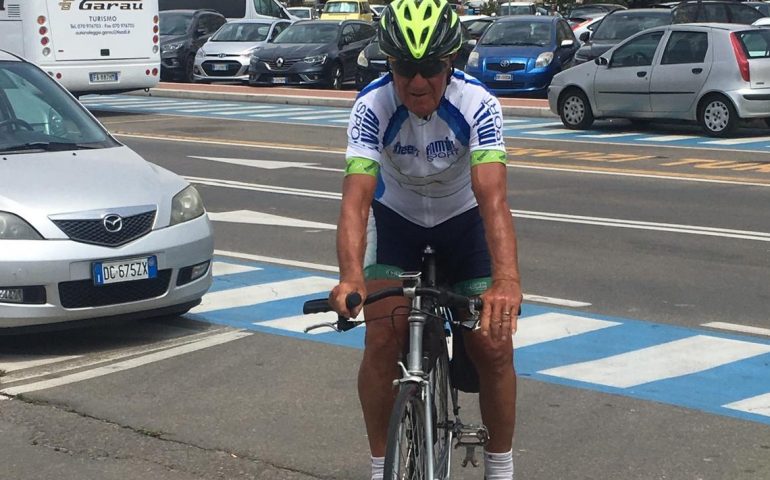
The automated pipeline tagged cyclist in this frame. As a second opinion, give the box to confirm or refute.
[329,0,522,478]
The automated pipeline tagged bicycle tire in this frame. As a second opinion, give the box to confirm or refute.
[431,343,452,479]
[383,383,429,480]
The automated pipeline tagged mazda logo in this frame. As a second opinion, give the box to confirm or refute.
[103,214,123,233]
[276,57,284,67]
[500,59,510,67]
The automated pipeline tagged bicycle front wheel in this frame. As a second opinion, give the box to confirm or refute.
[384,383,429,480]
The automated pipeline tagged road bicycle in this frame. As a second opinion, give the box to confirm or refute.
[303,245,491,479]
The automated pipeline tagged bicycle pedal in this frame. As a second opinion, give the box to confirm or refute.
[460,445,480,468]
[454,424,489,447]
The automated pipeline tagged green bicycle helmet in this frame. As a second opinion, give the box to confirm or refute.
[378,0,463,61]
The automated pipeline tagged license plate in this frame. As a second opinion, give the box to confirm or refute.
[93,255,157,286]
[89,72,119,83]
[213,63,228,71]
[272,76,287,84]
[494,73,512,81]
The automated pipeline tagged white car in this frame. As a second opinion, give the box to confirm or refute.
[572,14,606,46]
[193,19,292,83]
[0,50,214,329]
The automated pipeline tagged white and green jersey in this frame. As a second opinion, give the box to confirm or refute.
[345,70,507,228]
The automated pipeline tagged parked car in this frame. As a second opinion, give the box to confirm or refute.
[462,15,496,40]
[573,8,672,64]
[497,2,540,16]
[548,23,770,136]
[745,1,770,17]
[355,22,476,89]
[193,19,292,83]
[567,3,626,19]
[464,15,579,96]
[287,6,319,19]
[0,50,214,330]
[672,0,765,24]
[249,20,376,89]
[159,9,227,82]
[320,0,374,21]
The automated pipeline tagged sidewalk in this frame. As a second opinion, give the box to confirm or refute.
[134,82,556,118]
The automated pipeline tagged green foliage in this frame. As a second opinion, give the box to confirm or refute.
[480,0,500,15]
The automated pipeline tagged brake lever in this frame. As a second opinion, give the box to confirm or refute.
[304,322,340,333]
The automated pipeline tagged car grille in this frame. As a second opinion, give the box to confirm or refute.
[486,82,525,89]
[265,57,302,70]
[488,62,526,73]
[202,60,243,76]
[52,210,156,247]
[58,270,172,308]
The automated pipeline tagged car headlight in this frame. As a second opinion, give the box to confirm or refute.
[357,50,369,68]
[0,212,42,240]
[304,54,327,64]
[535,52,554,68]
[170,185,205,226]
[467,51,479,68]
[161,41,184,53]
[250,56,260,66]
[196,48,206,58]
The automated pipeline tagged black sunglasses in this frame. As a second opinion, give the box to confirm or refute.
[389,57,451,79]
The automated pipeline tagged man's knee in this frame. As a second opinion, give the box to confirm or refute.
[464,334,514,373]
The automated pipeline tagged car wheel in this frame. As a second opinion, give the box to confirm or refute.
[184,54,196,83]
[698,94,737,137]
[559,88,594,130]
[329,62,343,90]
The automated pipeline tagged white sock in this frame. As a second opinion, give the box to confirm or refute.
[371,455,384,480]
[484,449,514,479]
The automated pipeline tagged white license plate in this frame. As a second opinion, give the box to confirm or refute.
[494,73,512,81]
[93,255,157,286]
[272,76,287,84]
[213,63,228,71]
[89,72,119,83]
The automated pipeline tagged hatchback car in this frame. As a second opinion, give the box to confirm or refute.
[159,9,227,82]
[549,23,770,136]
[672,0,765,24]
[574,8,673,64]
[249,20,376,89]
[497,2,540,16]
[287,6,319,19]
[193,19,292,83]
[464,15,579,96]
[0,51,214,329]
[320,0,374,21]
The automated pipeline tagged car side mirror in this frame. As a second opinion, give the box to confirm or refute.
[195,28,207,37]
[560,39,574,48]
[579,31,590,42]
[595,56,608,66]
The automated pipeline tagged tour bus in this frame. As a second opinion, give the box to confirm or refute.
[158,0,297,20]
[0,0,160,96]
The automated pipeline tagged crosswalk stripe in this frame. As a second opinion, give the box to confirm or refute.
[291,113,351,120]
[212,262,262,276]
[639,135,699,142]
[0,355,82,373]
[539,335,770,388]
[177,104,243,112]
[112,100,181,108]
[514,313,620,349]
[190,276,337,314]
[214,106,279,115]
[580,133,638,139]
[251,108,318,117]
[522,128,575,135]
[258,311,364,334]
[723,392,770,417]
[702,136,770,145]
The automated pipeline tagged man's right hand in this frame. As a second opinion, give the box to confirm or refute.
[329,281,366,318]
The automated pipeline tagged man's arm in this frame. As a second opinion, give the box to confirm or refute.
[471,160,522,340]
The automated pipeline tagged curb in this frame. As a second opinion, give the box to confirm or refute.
[132,87,557,118]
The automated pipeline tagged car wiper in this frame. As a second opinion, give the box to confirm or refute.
[0,141,102,153]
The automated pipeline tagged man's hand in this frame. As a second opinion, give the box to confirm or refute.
[479,278,522,341]
[329,280,367,318]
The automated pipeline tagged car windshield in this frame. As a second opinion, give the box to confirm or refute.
[570,6,610,17]
[159,12,192,36]
[274,23,339,43]
[0,62,116,153]
[591,12,670,41]
[324,1,360,13]
[481,21,553,46]
[289,8,311,18]
[211,23,271,42]
[498,4,533,15]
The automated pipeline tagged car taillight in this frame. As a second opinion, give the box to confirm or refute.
[730,32,750,82]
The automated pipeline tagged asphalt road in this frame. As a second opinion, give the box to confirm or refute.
[1,105,769,480]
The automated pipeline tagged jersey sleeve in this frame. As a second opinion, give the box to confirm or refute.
[345,96,385,175]
[467,90,507,167]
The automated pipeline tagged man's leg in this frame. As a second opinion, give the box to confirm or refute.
[357,279,409,457]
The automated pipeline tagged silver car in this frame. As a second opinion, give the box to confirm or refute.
[0,51,213,329]
[549,23,770,137]
[193,19,292,83]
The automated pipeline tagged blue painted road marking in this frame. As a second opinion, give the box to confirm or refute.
[197,257,770,426]
[82,95,770,152]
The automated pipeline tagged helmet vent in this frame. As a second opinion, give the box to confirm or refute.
[404,8,412,20]
[419,28,429,45]
[406,29,416,45]
[424,5,432,19]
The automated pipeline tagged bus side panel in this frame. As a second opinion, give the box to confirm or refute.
[0,21,25,57]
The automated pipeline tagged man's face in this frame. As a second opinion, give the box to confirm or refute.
[390,57,451,118]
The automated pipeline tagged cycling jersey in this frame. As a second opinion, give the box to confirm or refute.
[345,70,507,228]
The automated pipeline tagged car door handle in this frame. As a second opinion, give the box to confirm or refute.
[637,71,646,78]
[692,67,703,74]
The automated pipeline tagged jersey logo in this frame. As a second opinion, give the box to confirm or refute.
[426,137,458,162]
[472,98,503,146]
[393,142,419,157]
[350,103,380,151]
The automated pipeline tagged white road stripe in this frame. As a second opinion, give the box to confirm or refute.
[212,261,262,276]
[702,136,770,145]
[177,104,243,112]
[514,313,620,349]
[330,118,350,123]
[250,108,317,117]
[259,311,364,334]
[209,210,336,229]
[191,276,338,314]
[0,355,82,373]
[140,102,207,110]
[580,133,639,139]
[540,335,770,388]
[112,100,182,108]
[1,330,252,395]
[702,322,770,337]
[213,106,279,114]
[523,128,576,135]
[639,135,699,142]
[503,119,528,124]
[724,393,770,417]
[522,294,590,307]
[290,113,351,120]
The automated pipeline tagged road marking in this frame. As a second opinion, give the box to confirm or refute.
[176,103,243,112]
[0,355,82,373]
[539,335,770,388]
[259,311,364,334]
[191,276,338,314]
[213,262,262,276]
[514,313,620,349]
[208,210,336,230]
[724,393,770,417]
[250,108,318,117]
[703,136,770,145]
[702,321,770,337]
[290,113,351,120]
[640,135,699,142]
[520,294,590,308]
[1,330,253,395]
[112,100,181,108]
[580,133,639,139]
[522,128,576,135]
